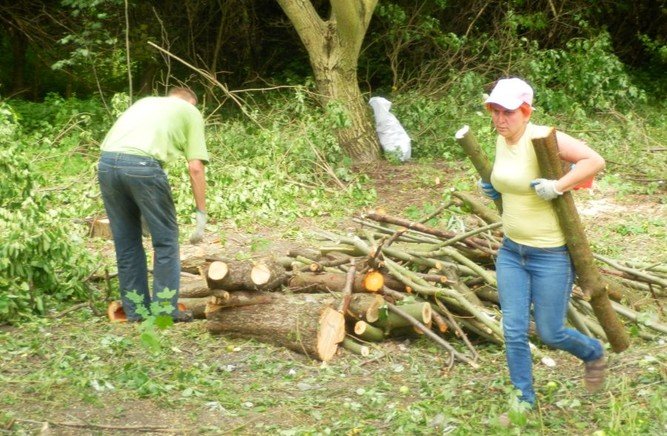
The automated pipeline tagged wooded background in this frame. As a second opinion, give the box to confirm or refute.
[2,0,664,99]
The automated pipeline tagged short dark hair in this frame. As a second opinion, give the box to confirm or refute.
[168,87,197,104]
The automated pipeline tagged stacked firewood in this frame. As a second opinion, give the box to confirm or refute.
[174,202,666,366]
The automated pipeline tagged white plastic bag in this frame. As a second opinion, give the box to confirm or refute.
[369,96,411,162]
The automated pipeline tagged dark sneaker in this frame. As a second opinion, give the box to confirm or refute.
[172,310,194,323]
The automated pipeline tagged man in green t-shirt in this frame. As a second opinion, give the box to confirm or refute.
[98,87,209,322]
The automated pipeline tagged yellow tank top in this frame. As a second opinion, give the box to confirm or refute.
[490,123,565,247]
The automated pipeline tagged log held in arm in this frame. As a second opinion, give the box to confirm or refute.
[455,125,503,214]
[531,128,629,352]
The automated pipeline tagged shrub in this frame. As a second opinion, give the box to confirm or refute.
[0,104,98,323]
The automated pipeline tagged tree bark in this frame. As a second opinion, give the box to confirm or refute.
[452,191,501,224]
[276,0,381,162]
[205,291,275,311]
[288,271,384,293]
[531,129,629,352]
[204,259,287,292]
[372,302,432,333]
[179,277,211,298]
[206,293,345,361]
[455,125,503,214]
[347,293,385,320]
[178,297,209,319]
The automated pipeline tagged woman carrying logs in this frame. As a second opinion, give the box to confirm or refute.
[480,77,607,408]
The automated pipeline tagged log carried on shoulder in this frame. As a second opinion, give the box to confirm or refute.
[532,128,629,352]
[206,292,345,361]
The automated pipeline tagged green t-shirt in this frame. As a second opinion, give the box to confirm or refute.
[101,96,208,164]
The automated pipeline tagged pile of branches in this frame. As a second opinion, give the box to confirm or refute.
[174,196,666,367]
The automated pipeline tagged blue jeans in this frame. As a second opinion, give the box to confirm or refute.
[98,152,181,320]
[496,237,604,405]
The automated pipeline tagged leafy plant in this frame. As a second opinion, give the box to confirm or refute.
[0,109,98,323]
[126,288,177,352]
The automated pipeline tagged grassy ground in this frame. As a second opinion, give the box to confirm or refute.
[1,160,666,435]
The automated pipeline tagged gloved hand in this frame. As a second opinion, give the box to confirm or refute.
[478,179,501,200]
[531,179,563,200]
[189,210,207,244]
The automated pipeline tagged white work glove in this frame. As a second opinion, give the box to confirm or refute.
[530,179,563,201]
[189,210,207,244]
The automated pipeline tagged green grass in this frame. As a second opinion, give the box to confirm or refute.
[1,315,665,434]
[2,88,666,434]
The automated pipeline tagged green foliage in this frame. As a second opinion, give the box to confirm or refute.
[126,288,177,352]
[0,105,98,323]
[522,32,646,112]
[167,89,376,227]
[53,0,128,89]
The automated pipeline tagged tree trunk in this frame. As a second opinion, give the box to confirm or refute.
[206,293,345,361]
[277,0,381,162]
[531,129,629,352]
[9,28,28,95]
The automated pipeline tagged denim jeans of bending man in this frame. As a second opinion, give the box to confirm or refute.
[496,237,604,405]
[98,152,181,320]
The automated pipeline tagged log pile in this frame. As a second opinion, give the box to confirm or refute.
[170,205,665,366]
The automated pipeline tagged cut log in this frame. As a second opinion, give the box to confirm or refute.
[181,255,226,275]
[107,300,187,322]
[206,293,345,361]
[204,259,287,292]
[342,336,370,356]
[288,271,385,293]
[207,261,229,282]
[205,291,275,314]
[178,297,209,319]
[353,320,385,342]
[347,293,385,321]
[372,302,432,332]
[287,248,322,261]
[362,270,384,292]
[532,129,629,352]
[455,125,503,214]
[365,294,386,323]
[250,261,288,291]
[108,300,126,322]
[90,217,113,239]
[179,277,212,298]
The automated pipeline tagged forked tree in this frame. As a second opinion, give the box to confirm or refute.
[277,0,381,162]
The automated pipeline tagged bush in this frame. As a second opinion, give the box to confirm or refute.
[0,104,98,324]
[523,32,647,113]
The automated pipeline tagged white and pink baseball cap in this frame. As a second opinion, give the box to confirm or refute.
[485,78,534,110]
